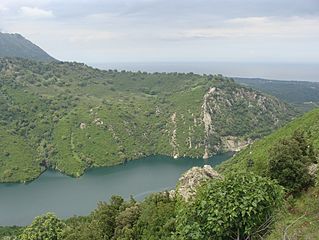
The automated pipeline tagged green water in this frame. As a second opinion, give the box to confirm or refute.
[0,153,232,226]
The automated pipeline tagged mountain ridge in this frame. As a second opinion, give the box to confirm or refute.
[0,32,56,62]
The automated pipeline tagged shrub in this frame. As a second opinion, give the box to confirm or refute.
[175,173,284,240]
[268,130,315,194]
[20,213,66,240]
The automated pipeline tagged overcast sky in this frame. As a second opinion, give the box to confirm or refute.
[0,0,319,63]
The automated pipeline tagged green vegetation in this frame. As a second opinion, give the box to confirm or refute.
[268,131,316,194]
[0,57,296,182]
[2,108,318,239]
[0,226,23,239]
[40,193,175,240]
[0,33,55,62]
[235,77,319,112]
[266,186,319,240]
[6,173,283,240]
[217,108,319,239]
[175,173,284,240]
[20,213,65,240]
[218,108,319,176]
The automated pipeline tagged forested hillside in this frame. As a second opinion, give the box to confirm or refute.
[217,107,319,239]
[0,58,296,182]
[219,108,319,175]
[0,33,55,62]
[235,77,319,112]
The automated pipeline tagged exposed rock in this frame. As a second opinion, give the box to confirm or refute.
[309,163,318,176]
[201,87,215,159]
[221,136,251,152]
[176,165,222,201]
[170,112,179,158]
[80,123,86,129]
[93,118,104,125]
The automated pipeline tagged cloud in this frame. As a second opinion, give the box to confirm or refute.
[20,6,54,18]
[165,16,319,40]
[0,4,8,12]
[0,0,318,63]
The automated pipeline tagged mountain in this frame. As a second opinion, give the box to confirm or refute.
[0,58,297,182]
[0,32,56,62]
[234,77,319,112]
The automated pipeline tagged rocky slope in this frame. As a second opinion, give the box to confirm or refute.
[174,165,222,201]
[0,58,297,182]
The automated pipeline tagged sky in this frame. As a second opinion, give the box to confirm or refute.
[0,0,319,64]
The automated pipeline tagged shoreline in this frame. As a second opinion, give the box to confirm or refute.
[0,152,234,184]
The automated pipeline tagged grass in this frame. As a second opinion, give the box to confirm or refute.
[267,185,319,240]
[218,108,319,176]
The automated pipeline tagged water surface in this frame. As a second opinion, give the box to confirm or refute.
[0,153,232,226]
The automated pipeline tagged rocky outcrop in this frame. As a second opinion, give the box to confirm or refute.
[175,165,222,201]
[170,112,179,159]
[221,136,251,152]
[202,87,216,159]
[309,163,318,176]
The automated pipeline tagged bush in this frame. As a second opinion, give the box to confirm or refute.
[175,173,284,240]
[20,213,65,240]
[268,130,316,194]
[134,192,176,240]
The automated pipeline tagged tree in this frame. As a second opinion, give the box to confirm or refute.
[20,213,65,240]
[88,195,124,239]
[134,192,176,240]
[175,173,284,240]
[268,130,315,194]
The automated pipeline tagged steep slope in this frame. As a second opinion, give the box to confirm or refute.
[0,32,55,62]
[0,58,296,182]
[218,108,319,175]
[217,108,319,240]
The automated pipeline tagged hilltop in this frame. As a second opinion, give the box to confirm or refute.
[0,33,55,62]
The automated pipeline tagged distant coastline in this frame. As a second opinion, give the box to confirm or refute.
[89,61,319,82]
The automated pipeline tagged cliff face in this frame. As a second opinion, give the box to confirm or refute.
[169,83,295,160]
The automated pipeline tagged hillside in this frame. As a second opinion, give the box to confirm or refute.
[235,77,319,112]
[0,33,55,62]
[0,58,297,182]
[1,108,318,239]
[218,107,319,239]
[218,108,319,175]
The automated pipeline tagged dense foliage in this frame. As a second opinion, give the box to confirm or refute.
[61,193,176,240]
[0,226,22,239]
[235,77,319,112]
[268,131,316,194]
[175,173,284,240]
[0,57,296,183]
[20,213,65,240]
[218,108,319,239]
[219,108,319,176]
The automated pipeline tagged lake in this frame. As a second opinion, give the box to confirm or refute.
[0,153,232,226]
